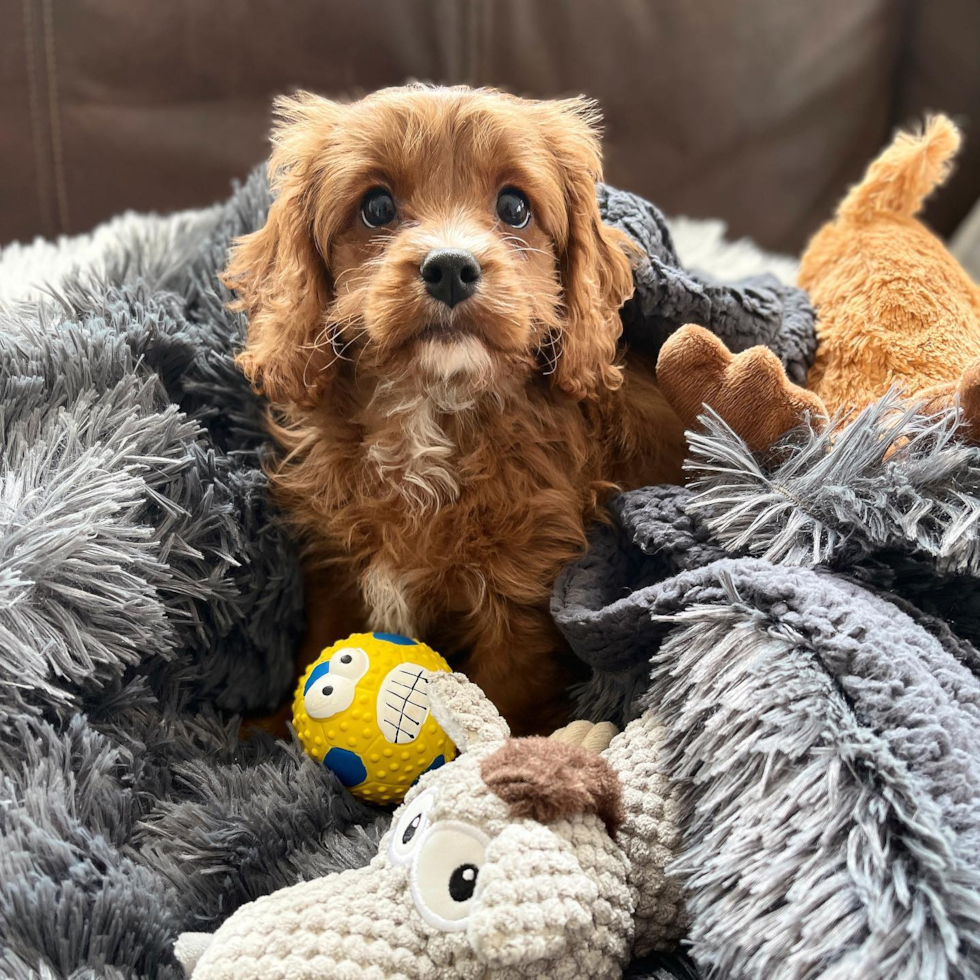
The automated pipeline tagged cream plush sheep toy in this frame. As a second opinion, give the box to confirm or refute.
[174,672,686,980]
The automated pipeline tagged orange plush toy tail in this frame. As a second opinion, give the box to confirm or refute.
[801,113,980,428]
[834,115,960,223]
[659,114,980,452]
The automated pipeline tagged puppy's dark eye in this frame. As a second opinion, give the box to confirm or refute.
[496,188,530,228]
[361,188,397,228]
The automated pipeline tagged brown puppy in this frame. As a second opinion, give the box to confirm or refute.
[224,85,685,734]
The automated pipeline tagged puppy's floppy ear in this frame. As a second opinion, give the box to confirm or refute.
[223,92,341,406]
[544,98,637,400]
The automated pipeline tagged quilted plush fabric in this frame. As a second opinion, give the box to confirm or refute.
[599,184,816,382]
[603,713,687,957]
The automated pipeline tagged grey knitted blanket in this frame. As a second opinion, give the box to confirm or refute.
[0,168,843,980]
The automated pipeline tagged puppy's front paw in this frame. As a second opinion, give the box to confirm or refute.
[657,324,827,452]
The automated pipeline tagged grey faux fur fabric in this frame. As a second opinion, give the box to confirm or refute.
[556,406,980,980]
[0,170,811,979]
[0,173,387,980]
[601,184,816,382]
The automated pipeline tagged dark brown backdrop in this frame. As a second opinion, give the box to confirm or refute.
[4,0,979,253]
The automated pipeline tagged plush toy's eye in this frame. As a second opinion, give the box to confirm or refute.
[449,863,479,902]
[361,187,397,228]
[403,813,423,845]
[409,822,488,931]
[388,789,435,865]
[496,187,530,229]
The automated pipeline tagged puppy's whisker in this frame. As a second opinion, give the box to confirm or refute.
[319,339,367,375]
[536,330,563,377]
[300,321,372,387]
[301,323,344,387]
[499,236,554,259]
[326,326,370,363]
[304,320,356,355]
[301,327,331,354]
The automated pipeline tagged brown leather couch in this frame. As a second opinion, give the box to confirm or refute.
[4,0,979,253]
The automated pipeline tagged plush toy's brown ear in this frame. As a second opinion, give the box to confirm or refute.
[543,99,637,400]
[480,737,623,834]
[222,92,341,407]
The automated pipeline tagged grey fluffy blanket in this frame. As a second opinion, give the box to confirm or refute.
[0,165,881,980]
[556,403,980,980]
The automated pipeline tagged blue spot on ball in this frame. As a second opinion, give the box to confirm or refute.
[303,660,331,695]
[323,747,368,787]
[372,632,416,646]
[411,754,446,788]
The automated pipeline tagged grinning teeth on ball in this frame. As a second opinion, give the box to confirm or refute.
[377,663,431,744]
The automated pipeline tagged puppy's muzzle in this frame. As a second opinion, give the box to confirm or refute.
[420,249,481,308]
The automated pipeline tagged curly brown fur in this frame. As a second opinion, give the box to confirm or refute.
[223,85,686,734]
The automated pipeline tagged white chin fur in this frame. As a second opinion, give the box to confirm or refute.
[419,334,493,381]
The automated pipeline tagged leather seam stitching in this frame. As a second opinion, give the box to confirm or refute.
[21,0,53,234]
[41,0,70,232]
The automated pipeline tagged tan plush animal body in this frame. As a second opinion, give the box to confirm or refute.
[658,115,980,448]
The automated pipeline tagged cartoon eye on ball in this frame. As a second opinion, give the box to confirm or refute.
[302,646,370,719]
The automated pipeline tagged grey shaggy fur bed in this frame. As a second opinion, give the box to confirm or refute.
[0,170,813,980]
[6,163,979,980]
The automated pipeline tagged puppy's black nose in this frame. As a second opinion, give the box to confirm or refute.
[420,249,481,308]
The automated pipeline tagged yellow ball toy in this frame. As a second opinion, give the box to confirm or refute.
[292,632,457,804]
